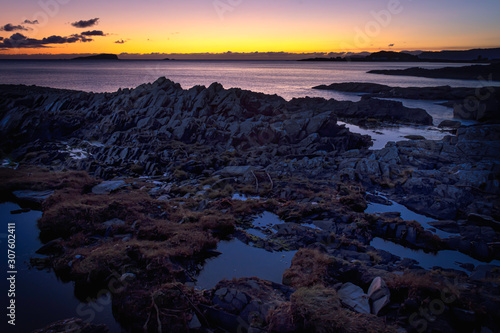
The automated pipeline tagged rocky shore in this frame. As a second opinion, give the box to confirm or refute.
[313,82,500,123]
[1,78,499,333]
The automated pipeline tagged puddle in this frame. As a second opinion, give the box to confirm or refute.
[371,237,500,274]
[0,202,125,333]
[231,193,261,201]
[339,121,446,150]
[365,193,454,239]
[193,238,297,290]
[245,211,284,239]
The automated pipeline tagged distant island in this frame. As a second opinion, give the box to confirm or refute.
[71,54,119,60]
[368,62,500,80]
[299,50,498,63]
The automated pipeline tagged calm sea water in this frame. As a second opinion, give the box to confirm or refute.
[1,60,499,100]
[1,60,498,145]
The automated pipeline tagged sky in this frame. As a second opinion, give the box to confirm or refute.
[0,0,499,58]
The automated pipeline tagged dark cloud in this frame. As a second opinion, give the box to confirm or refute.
[388,43,395,47]
[80,30,106,36]
[0,32,97,49]
[115,39,126,44]
[0,37,3,41]
[71,18,99,28]
[23,19,39,25]
[0,23,28,32]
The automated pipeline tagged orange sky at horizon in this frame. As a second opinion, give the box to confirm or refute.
[1,0,499,57]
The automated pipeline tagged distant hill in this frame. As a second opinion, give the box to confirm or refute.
[72,54,119,60]
[419,48,500,61]
[300,48,500,63]
[365,51,419,61]
[368,63,500,80]
[300,51,420,62]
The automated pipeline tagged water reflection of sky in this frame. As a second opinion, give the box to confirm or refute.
[194,239,296,290]
[371,237,500,274]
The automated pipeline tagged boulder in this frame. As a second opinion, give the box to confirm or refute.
[367,277,390,315]
[438,120,462,129]
[337,282,370,314]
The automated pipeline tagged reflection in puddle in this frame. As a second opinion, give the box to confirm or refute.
[365,193,455,239]
[339,121,446,150]
[371,237,500,274]
[0,202,125,332]
[193,239,297,290]
[231,193,261,201]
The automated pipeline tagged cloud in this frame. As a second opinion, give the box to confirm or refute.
[23,19,39,25]
[71,18,99,28]
[0,32,97,49]
[388,43,395,47]
[0,23,28,32]
[0,37,3,41]
[115,39,126,44]
[80,30,106,36]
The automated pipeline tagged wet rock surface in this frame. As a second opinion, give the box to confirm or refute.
[0,79,499,332]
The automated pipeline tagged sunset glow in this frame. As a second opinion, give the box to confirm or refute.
[1,0,499,57]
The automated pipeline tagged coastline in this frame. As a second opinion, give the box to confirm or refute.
[1,78,499,332]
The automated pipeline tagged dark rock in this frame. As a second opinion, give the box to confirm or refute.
[36,238,64,255]
[12,190,54,203]
[438,120,462,129]
[91,180,126,194]
[32,317,108,333]
[10,207,31,214]
[337,282,370,314]
[470,265,500,281]
[367,276,390,315]
[428,220,460,233]
[468,213,500,232]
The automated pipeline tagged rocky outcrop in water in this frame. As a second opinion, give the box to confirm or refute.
[314,82,500,123]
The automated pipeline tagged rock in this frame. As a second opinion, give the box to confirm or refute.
[36,238,64,255]
[10,208,31,214]
[102,218,125,227]
[428,220,460,233]
[468,213,500,232]
[12,190,54,203]
[337,282,370,314]
[404,135,426,141]
[367,277,390,315]
[91,180,126,194]
[469,265,500,281]
[32,317,108,333]
[188,314,202,330]
[438,120,462,129]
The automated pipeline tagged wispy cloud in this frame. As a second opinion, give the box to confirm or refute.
[115,39,126,44]
[0,23,28,32]
[388,43,395,47]
[71,18,99,28]
[23,19,39,25]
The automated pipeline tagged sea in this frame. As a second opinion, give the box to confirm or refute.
[1,59,500,148]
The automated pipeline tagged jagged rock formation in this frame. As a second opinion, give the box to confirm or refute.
[0,77,432,179]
